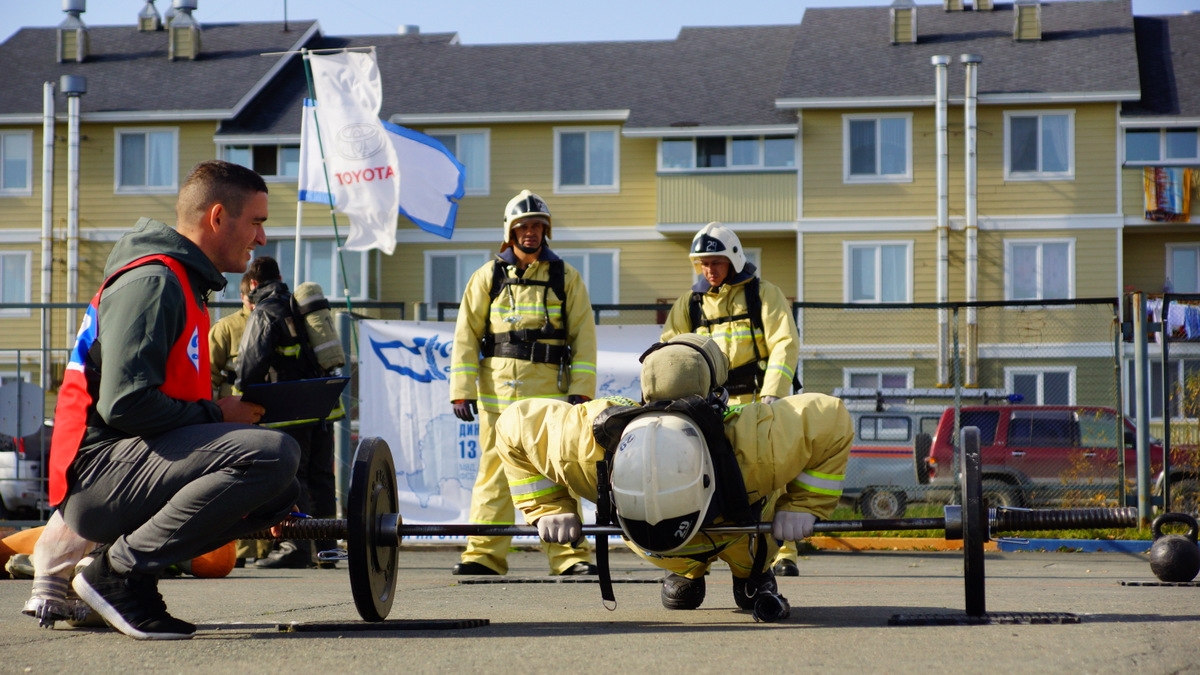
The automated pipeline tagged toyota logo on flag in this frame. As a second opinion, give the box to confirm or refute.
[336,123,386,160]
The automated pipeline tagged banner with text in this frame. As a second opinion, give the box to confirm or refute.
[358,320,661,543]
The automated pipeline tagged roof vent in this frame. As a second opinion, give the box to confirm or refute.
[1014,0,1042,41]
[890,0,917,44]
[168,0,202,61]
[943,0,964,11]
[139,0,163,32]
[398,25,420,35]
[57,0,90,64]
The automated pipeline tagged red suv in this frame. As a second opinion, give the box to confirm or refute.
[918,405,1194,509]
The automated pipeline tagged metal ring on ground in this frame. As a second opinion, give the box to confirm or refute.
[347,437,400,622]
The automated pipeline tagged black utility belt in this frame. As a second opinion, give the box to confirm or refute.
[482,340,569,365]
[724,361,765,396]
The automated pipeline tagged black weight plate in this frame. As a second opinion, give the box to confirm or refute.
[960,426,986,616]
[347,437,399,622]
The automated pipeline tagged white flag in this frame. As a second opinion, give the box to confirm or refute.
[300,106,465,241]
[304,50,401,254]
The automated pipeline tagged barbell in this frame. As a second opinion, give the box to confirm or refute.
[252,427,1144,623]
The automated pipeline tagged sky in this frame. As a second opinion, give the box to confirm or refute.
[3,0,1200,45]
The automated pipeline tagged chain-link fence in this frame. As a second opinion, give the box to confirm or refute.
[1147,293,1200,516]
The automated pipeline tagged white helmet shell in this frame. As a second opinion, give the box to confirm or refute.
[611,412,715,554]
[689,221,745,274]
[503,189,552,244]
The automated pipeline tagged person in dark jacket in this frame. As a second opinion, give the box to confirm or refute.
[51,160,301,640]
[236,256,340,569]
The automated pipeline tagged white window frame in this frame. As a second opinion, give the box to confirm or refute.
[1003,110,1075,180]
[842,113,913,183]
[235,241,371,302]
[114,127,179,193]
[1004,366,1077,406]
[219,143,302,181]
[1003,238,1075,301]
[1126,358,1200,422]
[556,248,621,309]
[553,126,620,194]
[1123,126,1200,166]
[0,130,34,196]
[425,128,490,196]
[1166,243,1200,294]
[843,368,914,391]
[425,250,491,319]
[0,251,31,317]
[656,135,797,173]
[842,240,913,304]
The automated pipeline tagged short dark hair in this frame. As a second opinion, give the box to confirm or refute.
[246,256,282,284]
[176,160,268,223]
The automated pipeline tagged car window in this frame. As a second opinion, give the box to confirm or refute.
[960,410,1000,445]
[919,416,940,438]
[858,415,911,442]
[1009,410,1076,447]
[1077,411,1120,449]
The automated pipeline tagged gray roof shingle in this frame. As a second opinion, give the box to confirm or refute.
[1123,12,1200,118]
[778,0,1141,103]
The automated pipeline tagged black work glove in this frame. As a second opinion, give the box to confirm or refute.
[452,399,477,422]
[567,395,590,405]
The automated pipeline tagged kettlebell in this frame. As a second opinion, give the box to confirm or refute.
[1148,512,1200,583]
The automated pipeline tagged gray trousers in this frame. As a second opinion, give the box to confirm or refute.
[62,423,300,576]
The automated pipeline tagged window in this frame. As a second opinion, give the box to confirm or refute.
[1124,127,1199,165]
[658,135,796,172]
[426,251,491,315]
[1005,367,1075,405]
[555,127,618,192]
[0,131,32,195]
[0,252,31,317]
[960,410,1001,445]
[1126,359,1200,421]
[845,369,912,393]
[844,241,912,303]
[116,128,177,191]
[558,249,619,305]
[222,144,301,179]
[858,415,911,442]
[427,130,489,195]
[1005,111,1073,179]
[1004,239,1073,300]
[843,114,910,182]
[1008,410,1076,447]
[224,240,370,302]
[1078,410,1122,449]
[1167,244,1200,294]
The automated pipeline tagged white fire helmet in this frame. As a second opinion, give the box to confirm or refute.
[689,221,746,274]
[502,190,553,245]
[611,412,715,554]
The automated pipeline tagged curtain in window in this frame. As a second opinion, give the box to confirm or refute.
[121,134,146,186]
[850,247,876,301]
[849,120,875,175]
[1171,248,1200,293]
[1041,243,1070,299]
[1010,117,1038,172]
[147,132,174,187]
[1,255,24,303]
[559,133,586,185]
[459,135,487,191]
[661,140,693,169]
[1,134,30,190]
[880,245,907,302]
[1010,244,1038,299]
[879,118,907,175]
[1041,115,1069,173]
[588,131,614,185]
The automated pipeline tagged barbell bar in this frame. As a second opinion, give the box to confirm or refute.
[249,431,1141,623]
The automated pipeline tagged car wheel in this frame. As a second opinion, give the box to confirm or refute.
[981,480,1022,509]
[860,488,907,520]
[914,433,932,485]
[1169,478,1199,517]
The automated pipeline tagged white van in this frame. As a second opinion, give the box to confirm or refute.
[0,424,50,519]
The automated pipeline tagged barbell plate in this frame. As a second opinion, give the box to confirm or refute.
[960,426,986,617]
[347,437,399,622]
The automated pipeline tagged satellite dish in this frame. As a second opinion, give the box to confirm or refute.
[0,381,44,438]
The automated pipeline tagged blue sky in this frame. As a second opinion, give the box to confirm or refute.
[3,0,1199,45]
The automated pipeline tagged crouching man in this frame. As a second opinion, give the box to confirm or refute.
[493,334,852,621]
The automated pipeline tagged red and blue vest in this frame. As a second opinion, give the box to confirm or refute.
[49,254,212,506]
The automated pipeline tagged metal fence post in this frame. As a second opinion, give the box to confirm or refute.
[335,309,354,517]
[1132,291,1152,524]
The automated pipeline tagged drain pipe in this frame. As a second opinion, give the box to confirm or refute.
[963,55,981,387]
[61,75,86,349]
[933,55,950,386]
[40,82,55,393]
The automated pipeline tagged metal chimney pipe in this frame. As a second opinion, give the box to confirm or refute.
[41,82,56,394]
[932,55,951,387]
[61,75,86,350]
[963,54,981,387]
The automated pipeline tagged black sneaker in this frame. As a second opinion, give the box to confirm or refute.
[451,561,500,576]
[72,548,195,640]
[661,573,706,610]
[773,559,800,577]
[254,541,312,569]
[557,562,597,576]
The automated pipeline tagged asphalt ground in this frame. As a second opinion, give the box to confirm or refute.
[2,545,1198,675]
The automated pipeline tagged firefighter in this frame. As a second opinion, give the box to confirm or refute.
[448,190,598,576]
